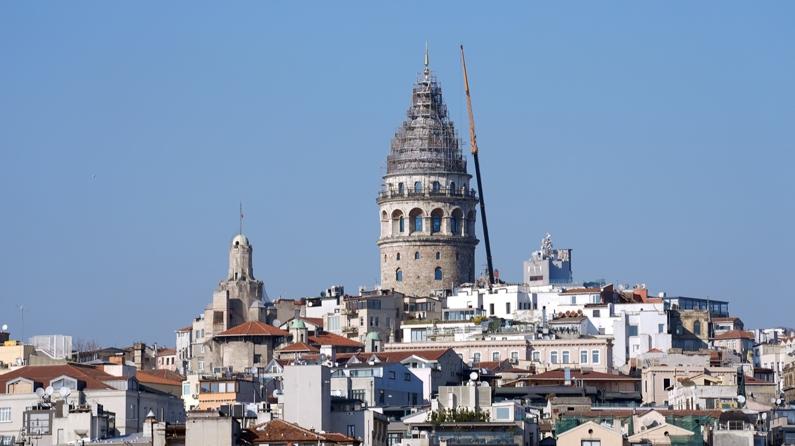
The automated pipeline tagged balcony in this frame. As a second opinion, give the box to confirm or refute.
[377,186,477,203]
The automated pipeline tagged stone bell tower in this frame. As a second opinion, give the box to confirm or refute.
[376,49,479,297]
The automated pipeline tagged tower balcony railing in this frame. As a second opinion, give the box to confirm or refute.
[378,186,477,201]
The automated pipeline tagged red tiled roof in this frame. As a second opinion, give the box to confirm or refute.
[157,348,177,356]
[248,419,358,444]
[136,369,184,386]
[713,330,754,341]
[301,317,324,328]
[309,333,363,348]
[0,364,119,392]
[277,342,320,353]
[374,349,452,363]
[527,369,639,381]
[560,288,601,295]
[215,321,289,337]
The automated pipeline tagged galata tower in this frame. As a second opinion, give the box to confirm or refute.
[377,50,479,297]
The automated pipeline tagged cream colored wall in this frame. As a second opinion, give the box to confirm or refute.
[557,422,624,446]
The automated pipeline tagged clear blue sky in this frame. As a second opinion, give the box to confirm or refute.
[1,2,793,347]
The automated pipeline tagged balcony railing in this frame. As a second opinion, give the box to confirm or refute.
[378,186,477,201]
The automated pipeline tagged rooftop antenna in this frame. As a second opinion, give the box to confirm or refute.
[239,202,244,235]
[460,45,495,289]
[17,305,24,342]
[424,42,430,80]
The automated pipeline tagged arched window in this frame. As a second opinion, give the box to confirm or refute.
[409,208,424,233]
[693,320,701,335]
[399,216,405,233]
[431,181,441,193]
[434,267,443,281]
[398,182,405,195]
[431,208,443,234]
[414,251,420,260]
[449,182,456,195]
[392,210,405,235]
[414,181,422,193]
[396,268,403,282]
[450,209,463,235]
[396,253,401,261]
[435,252,441,260]
[384,254,387,263]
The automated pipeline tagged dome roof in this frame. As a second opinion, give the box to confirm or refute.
[289,319,307,330]
[232,234,249,247]
[366,331,381,341]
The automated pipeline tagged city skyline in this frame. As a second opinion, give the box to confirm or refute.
[1,2,794,346]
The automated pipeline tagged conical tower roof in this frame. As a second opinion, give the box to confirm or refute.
[386,53,467,176]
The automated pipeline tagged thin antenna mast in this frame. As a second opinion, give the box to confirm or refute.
[239,202,244,235]
[460,45,495,288]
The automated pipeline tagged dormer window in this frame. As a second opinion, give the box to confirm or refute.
[50,376,78,391]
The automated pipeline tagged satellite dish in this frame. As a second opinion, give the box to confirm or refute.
[1,324,7,332]
[469,371,479,381]
[35,387,45,398]
[59,387,71,398]
[45,386,54,396]
[762,413,768,420]
[737,395,746,406]
[273,319,282,328]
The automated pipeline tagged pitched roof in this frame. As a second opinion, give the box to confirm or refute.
[176,325,193,332]
[0,364,120,392]
[301,317,324,328]
[215,321,289,337]
[374,349,452,363]
[157,348,177,356]
[247,419,358,444]
[277,342,320,353]
[136,369,184,386]
[309,333,363,348]
[713,330,755,341]
[526,369,639,381]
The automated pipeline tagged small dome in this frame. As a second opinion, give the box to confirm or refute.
[366,331,381,341]
[232,234,249,247]
[289,319,306,330]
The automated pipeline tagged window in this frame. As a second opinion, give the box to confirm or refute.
[450,215,459,234]
[492,351,500,361]
[434,267,443,281]
[581,350,588,364]
[26,412,50,435]
[414,181,422,193]
[693,320,702,335]
[410,328,427,342]
[511,351,519,362]
[198,361,204,372]
[404,373,411,381]
[0,408,10,423]
[399,216,405,233]
[663,378,671,389]
[347,425,356,437]
[658,323,665,334]
[435,251,440,260]
[628,325,639,337]
[495,406,511,420]
[396,253,401,260]
[352,389,366,401]
[592,309,600,317]
[450,182,456,194]
[551,351,558,364]
[0,436,14,446]
[532,351,540,362]
[414,215,423,232]
[592,350,600,364]
[396,268,403,282]
[506,302,511,314]
[398,183,404,194]
[489,303,495,316]
[389,371,396,380]
[182,383,191,396]
[582,441,601,446]
[562,351,570,364]
[432,181,441,192]
[473,352,481,364]
[253,354,261,364]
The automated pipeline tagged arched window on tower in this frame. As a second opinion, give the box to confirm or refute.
[399,216,405,233]
[449,181,456,195]
[414,181,423,194]
[434,267,443,281]
[414,251,420,260]
[392,210,405,235]
[431,181,441,193]
[396,253,401,261]
[450,209,463,235]
[398,182,405,195]
[435,251,441,260]
[431,209,443,234]
[396,268,403,282]
[409,208,424,233]
[693,320,701,336]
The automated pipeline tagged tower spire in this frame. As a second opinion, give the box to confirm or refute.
[423,42,430,80]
